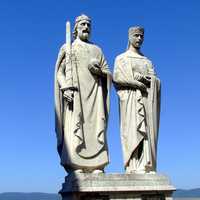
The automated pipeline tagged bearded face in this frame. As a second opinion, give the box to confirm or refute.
[76,19,91,42]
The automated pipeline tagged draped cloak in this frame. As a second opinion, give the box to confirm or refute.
[113,50,161,172]
[55,39,111,171]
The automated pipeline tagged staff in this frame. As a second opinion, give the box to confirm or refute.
[65,21,73,89]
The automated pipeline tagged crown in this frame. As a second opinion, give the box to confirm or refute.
[75,14,91,24]
[129,26,144,35]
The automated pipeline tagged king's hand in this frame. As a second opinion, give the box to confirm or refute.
[63,89,73,102]
[88,58,102,76]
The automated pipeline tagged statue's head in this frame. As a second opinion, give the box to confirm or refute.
[128,26,144,49]
[73,14,91,41]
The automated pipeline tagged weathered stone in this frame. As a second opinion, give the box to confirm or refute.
[59,173,175,200]
[54,20,175,200]
[113,26,161,173]
[55,14,111,174]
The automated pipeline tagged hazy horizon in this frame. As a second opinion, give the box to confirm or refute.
[0,0,200,193]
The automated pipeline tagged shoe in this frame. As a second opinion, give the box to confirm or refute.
[92,169,104,174]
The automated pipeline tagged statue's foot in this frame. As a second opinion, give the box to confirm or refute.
[148,171,156,174]
[135,170,146,174]
[127,170,146,174]
[72,169,83,174]
[92,169,104,174]
[125,169,146,174]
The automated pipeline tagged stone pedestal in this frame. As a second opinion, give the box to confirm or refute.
[59,173,175,200]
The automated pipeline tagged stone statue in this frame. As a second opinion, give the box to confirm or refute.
[113,26,161,174]
[55,14,111,174]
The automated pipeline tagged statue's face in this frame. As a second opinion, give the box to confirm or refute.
[76,20,91,41]
[129,32,144,49]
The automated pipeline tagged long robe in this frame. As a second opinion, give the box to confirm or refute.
[55,39,111,171]
[113,50,161,173]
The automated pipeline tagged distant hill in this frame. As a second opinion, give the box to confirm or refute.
[0,189,200,200]
[174,189,200,197]
[0,192,61,200]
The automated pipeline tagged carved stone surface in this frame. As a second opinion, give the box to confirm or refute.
[55,19,175,200]
[55,15,111,173]
[113,26,161,173]
[59,173,175,200]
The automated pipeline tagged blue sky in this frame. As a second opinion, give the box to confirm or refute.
[0,0,200,193]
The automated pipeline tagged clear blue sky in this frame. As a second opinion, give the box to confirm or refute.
[0,0,200,193]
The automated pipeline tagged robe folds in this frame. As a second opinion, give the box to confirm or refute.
[113,50,161,173]
[55,39,111,171]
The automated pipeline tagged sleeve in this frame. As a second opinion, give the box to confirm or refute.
[113,57,119,82]
[113,56,131,99]
[147,60,156,76]
[57,57,73,91]
[113,57,132,86]
[98,49,111,76]
[113,56,144,92]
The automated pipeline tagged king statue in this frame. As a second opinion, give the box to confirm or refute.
[55,14,111,174]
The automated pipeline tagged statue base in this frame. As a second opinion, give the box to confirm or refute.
[59,173,175,200]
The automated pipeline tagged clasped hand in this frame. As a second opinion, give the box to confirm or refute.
[134,72,151,92]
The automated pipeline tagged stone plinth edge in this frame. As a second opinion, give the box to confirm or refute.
[59,173,175,200]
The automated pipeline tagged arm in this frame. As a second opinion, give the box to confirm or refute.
[133,72,151,87]
[88,48,112,78]
[57,58,73,102]
[57,58,68,91]
[113,57,147,91]
[146,60,156,77]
